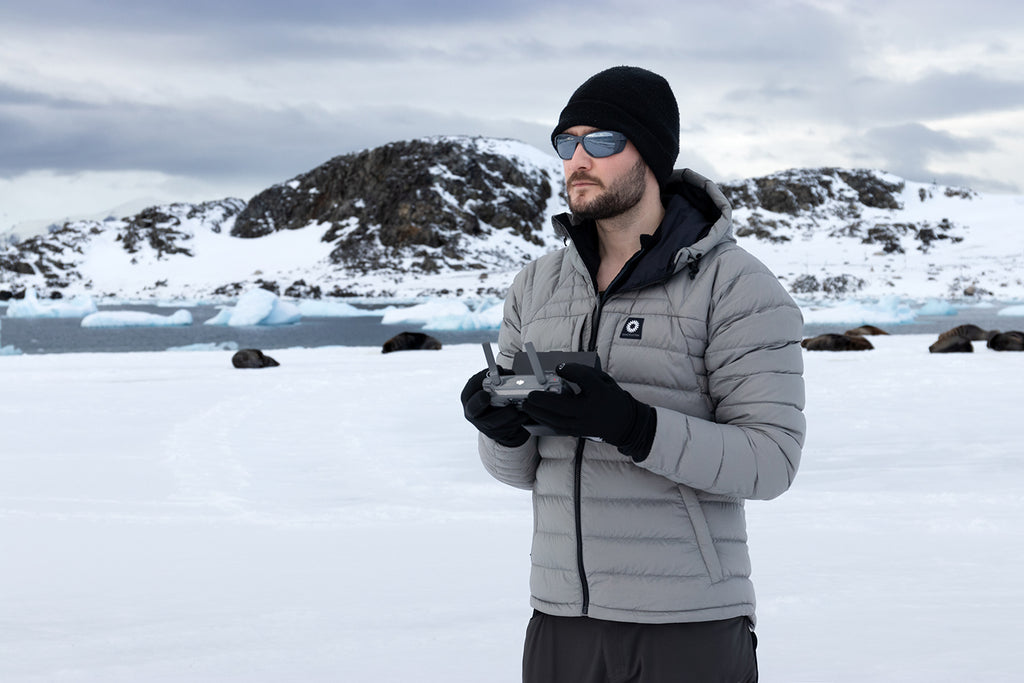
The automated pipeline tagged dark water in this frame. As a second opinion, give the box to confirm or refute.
[0,304,499,355]
[1,303,1022,355]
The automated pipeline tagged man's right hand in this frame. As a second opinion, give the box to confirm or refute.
[460,368,532,447]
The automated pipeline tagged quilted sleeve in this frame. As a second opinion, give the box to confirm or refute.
[478,267,540,490]
[635,250,806,500]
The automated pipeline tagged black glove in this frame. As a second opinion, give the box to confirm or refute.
[521,363,657,461]
[460,368,532,448]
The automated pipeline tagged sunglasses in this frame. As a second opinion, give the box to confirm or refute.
[553,130,628,160]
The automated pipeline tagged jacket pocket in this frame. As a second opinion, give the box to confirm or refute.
[678,484,724,583]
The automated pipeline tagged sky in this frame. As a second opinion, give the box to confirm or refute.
[2,0,1024,233]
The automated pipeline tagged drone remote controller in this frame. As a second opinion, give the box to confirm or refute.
[481,342,568,407]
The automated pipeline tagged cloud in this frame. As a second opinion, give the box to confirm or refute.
[0,84,556,186]
[847,71,1024,123]
[860,122,992,162]
[0,0,560,29]
[846,122,1018,192]
[2,0,1023,224]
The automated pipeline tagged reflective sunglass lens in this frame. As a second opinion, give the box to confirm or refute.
[583,131,626,158]
[554,135,579,160]
[553,131,626,160]
[583,138,619,157]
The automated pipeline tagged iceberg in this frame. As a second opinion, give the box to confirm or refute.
[296,300,374,317]
[261,299,302,325]
[917,299,958,316]
[382,299,504,330]
[423,301,504,331]
[81,310,193,328]
[5,290,98,319]
[380,300,473,325]
[997,304,1024,317]
[204,289,302,327]
[801,296,917,325]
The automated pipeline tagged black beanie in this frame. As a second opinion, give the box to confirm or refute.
[552,66,680,185]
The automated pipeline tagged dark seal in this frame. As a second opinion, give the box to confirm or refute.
[844,325,889,336]
[382,331,443,354]
[801,333,874,351]
[937,324,995,342]
[929,336,973,353]
[987,331,1024,351]
[231,348,281,368]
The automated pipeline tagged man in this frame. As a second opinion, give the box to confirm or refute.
[460,66,805,683]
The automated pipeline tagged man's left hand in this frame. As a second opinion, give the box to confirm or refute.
[522,363,656,460]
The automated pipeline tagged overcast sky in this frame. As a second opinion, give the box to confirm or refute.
[2,0,1024,232]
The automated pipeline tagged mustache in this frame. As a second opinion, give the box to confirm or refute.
[568,172,603,187]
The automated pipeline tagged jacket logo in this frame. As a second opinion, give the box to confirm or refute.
[620,317,644,340]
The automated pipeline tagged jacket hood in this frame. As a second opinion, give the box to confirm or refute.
[551,169,736,294]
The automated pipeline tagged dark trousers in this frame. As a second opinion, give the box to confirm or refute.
[522,611,757,683]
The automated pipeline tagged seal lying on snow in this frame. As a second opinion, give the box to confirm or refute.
[937,324,996,342]
[988,331,1024,351]
[801,333,874,351]
[929,326,1024,352]
[382,331,442,354]
[231,348,281,368]
[844,325,889,336]
[929,336,973,353]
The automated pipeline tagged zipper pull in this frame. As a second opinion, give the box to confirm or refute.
[687,254,702,280]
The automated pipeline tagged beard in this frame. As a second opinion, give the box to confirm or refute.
[567,157,648,221]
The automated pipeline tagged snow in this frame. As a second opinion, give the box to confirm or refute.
[81,309,193,328]
[730,174,1024,304]
[1,337,1021,682]
[69,204,336,301]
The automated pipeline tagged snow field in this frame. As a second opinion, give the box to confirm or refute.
[0,336,1022,681]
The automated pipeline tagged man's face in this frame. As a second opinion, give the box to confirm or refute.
[561,125,649,221]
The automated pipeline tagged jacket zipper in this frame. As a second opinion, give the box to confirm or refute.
[572,438,589,615]
[572,249,647,616]
[573,285,613,617]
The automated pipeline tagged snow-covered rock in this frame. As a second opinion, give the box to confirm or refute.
[1,140,1022,304]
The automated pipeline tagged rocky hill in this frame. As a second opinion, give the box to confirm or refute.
[1,137,1021,303]
[718,168,1023,301]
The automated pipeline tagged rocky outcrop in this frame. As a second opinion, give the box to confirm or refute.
[0,199,245,298]
[719,168,965,256]
[718,167,985,299]
[232,137,559,275]
[0,139,1017,302]
[721,167,904,216]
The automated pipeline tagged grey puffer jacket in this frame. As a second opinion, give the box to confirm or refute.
[479,168,806,624]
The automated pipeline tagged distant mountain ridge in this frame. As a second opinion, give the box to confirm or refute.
[1,136,1022,303]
